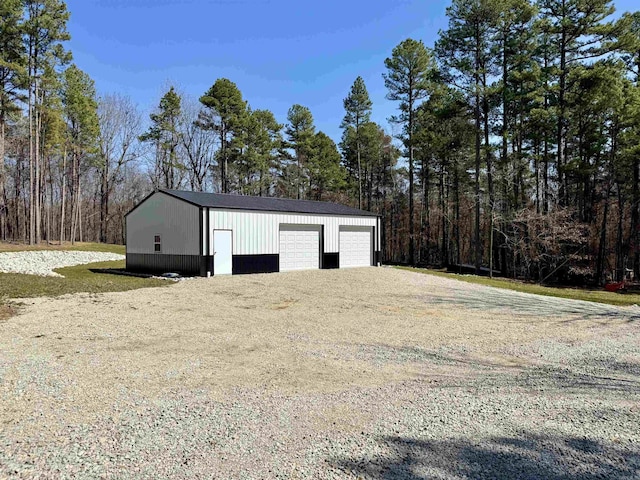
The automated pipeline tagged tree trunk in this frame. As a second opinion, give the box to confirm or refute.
[408,93,415,266]
[534,139,540,214]
[47,154,53,244]
[357,136,362,210]
[60,148,66,243]
[474,91,481,273]
[634,58,640,278]
[440,159,447,267]
[616,190,625,282]
[100,160,109,243]
[221,126,228,194]
[35,78,41,244]
[0,120,6,241]
[70,152,78,245]
[501,28,509,209]
[381,149,388,262]
[29,72,35,245]
[483,71,494,278]
[423,160,430,265]
[474,27,482,274]
[79,197,83,242]
[557,27,567,206]
[596,185,611,284]
[543,46,550,214]
[454,163,460,267]
[633,156,640,278]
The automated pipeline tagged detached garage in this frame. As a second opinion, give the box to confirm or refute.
[125,189,381,276]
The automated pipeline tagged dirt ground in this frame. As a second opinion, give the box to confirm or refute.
[1,267,639,479]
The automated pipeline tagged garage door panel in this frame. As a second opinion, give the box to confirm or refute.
[340,227,372,268]
[279,226,320,272]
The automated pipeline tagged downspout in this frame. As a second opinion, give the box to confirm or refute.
[320,224,324,269]
[376,215,380,266]
[206,207,211,276]
[124,214,128,271]
[198,206,205,277]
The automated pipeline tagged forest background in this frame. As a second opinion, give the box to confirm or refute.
[2,0,640,285]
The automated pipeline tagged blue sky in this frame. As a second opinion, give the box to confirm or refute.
[66,0,637,145]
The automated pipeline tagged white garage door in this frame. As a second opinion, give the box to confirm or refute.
[279,226,320,272]
[339,227,372,268]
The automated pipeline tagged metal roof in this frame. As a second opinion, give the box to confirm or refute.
[157,189,379,217]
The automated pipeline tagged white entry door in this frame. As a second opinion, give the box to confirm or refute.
[213,230,232,275]
[339,227,372,268]
[279,226,320,272]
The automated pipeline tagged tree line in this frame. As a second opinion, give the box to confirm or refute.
[1,0,639,285]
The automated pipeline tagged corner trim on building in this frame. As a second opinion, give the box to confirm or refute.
[198,207,206,276]
[320,224,325,269]
[206,207,211,276]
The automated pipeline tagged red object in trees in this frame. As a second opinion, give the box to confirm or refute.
[604,281,625,292]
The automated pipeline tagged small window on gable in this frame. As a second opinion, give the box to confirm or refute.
[154,235,161,253]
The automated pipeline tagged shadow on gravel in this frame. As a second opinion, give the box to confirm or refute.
[350,343,640,394]
[332,433,640,479]
[518,365,640,394]
[425,290,640,322]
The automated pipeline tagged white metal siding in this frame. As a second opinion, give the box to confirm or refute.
[339,227,373,268]
[209,209,377,255]
[126,192,200,255]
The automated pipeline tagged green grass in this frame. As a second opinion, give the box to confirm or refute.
[397,266,640,307]
[0,260,167,304]
[64,243,126,254]
[0,241,125,254]
[0,244,166,320]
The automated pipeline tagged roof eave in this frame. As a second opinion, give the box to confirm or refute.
[138,189,380,218]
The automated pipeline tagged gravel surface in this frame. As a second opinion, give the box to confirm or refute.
[0,267,638,479]
[0,250,125,277]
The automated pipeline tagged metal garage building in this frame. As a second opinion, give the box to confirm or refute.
[125,189,381,276]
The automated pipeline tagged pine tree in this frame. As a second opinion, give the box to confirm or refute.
[340,121,384,210]
[384,38,436,265]
[39,61,65,243]
[341,76,372,209]
[308,131,345,201]
[61,64,99,244]
[493,0,536,211]
[198,78,247,193]
[620,12,640,277]
[285,104,315,199]
[538,0,621,205]
[414,86,474,267]
[0,0,26,240]
[436,0,500,273]
[140,86,182,189]
[238,108,282,196]
[23,0,71,244]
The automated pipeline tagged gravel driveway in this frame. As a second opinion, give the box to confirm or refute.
[1,267,638,479]
[0,250,125,277]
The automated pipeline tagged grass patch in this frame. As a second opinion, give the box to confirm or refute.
[0,260,167,304]
[0,241,125,255]
[397,266,640,307]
